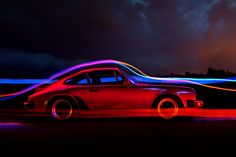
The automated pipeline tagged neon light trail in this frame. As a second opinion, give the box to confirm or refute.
[1,77,235,85]
[0,79,54,84]
[1,59,236,101]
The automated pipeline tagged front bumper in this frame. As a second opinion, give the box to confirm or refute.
[187,100,203,108]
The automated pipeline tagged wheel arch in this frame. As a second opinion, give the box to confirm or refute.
[46,95,79,111]
[152,94,184,108]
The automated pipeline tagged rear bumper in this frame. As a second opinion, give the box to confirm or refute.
[187,100,203,108]
[194,100,204,108]
[23,101,34,109]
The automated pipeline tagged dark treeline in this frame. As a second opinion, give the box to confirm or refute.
[161,67,236,78]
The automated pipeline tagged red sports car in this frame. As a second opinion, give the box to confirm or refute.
[25,67,203,120]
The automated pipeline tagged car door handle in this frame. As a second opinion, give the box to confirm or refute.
[90,88,99,92]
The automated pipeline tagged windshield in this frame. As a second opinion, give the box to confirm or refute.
[120,70,138,83]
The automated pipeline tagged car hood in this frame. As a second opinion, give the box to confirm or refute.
[134,82,195,91]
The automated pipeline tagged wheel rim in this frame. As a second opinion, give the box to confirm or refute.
[51,99,73,120]
[157,98,179,119]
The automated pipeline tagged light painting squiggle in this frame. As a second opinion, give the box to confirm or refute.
[1,59,236,101]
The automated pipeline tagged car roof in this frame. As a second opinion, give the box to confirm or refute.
[75,67,121,74]
[61,67,122,81]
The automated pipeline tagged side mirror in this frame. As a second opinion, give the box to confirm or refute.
[124,79,131,86]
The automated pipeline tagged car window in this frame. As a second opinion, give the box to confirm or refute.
[115,71,124,84]
[88,70,124,85]
[64,73,90,85]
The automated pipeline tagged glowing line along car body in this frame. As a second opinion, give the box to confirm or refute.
[25,67,203,120]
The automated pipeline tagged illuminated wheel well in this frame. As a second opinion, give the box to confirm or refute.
[46,95,79,112]
[152,94,184,108]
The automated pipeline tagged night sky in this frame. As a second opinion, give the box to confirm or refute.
[0,0,236,78]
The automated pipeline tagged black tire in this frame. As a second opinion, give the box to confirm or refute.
[49,98,74,120]
[155,96,180,119]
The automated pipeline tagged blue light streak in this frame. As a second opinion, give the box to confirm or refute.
[1,59,236,102]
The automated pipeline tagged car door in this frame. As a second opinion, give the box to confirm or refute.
[88,70,144,109]
[64,73,93,108]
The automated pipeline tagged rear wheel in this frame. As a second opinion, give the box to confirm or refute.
[156,97,179,119]
[50,99,73,120]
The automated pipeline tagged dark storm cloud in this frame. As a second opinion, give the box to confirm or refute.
[0,49,68,78]
[198,0,236,73]
[1,0,236,77]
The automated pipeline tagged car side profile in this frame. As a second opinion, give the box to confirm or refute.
[25,67,203,120]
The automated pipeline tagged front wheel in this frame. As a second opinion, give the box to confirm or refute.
[157,97,179,119]
[50,99,73,120]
